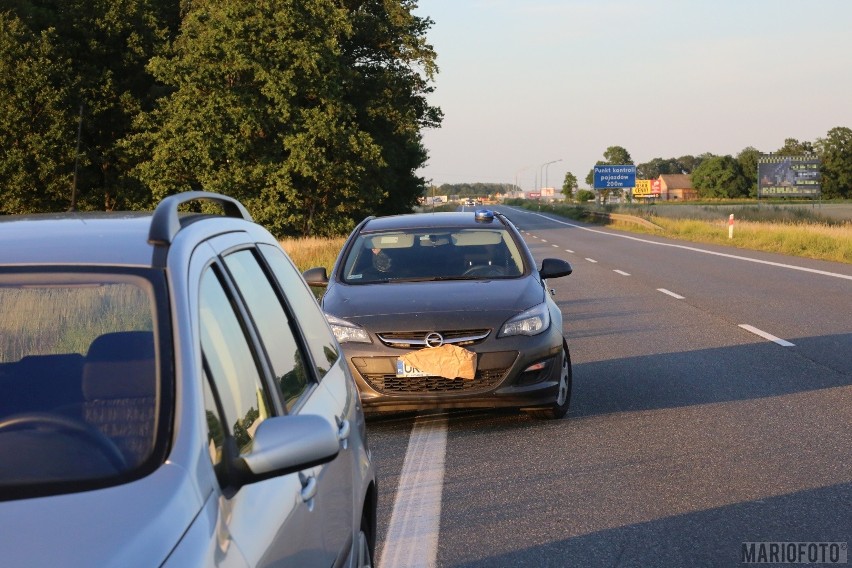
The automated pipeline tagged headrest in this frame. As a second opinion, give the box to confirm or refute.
[83,331,156,401]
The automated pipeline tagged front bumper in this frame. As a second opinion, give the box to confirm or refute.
[340,325,564,414]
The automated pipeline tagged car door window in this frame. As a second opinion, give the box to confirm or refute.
[258,244,339,379]
[223,249,311,412]
[199,267,270,455]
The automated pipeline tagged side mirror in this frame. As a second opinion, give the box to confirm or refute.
[232,414,340,488]
[539,258,573,279]
[302,266,329,287]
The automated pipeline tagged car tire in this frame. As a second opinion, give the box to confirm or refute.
[527,340,572,420]
[356,511,374,568]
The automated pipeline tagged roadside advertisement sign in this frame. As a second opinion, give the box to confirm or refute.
[528,191,541,199]
[757,155,821,198]
[651,179,662,194]
[633,179,652,197]
[593,165,637,190]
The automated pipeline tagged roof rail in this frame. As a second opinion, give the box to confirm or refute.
[148,191,253,245]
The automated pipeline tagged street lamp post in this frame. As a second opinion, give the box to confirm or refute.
[544,159,562,194]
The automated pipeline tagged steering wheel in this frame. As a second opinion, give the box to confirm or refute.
[462,264,507,277]
[0,412,127,471]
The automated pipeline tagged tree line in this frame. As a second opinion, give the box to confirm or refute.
[430,182,519,198]
[0,0,441,237]
[569,129,852,200]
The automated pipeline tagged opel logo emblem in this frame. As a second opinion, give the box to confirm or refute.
[424,332,444,348]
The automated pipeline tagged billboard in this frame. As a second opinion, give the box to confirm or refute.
[593,165,636,190]
[633,179,652,197]
[757,155,821,198]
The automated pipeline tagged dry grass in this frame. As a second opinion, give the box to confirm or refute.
[612,216,852,264]
[280,236,346,273]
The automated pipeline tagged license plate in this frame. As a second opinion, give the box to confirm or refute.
[396,359,430,378]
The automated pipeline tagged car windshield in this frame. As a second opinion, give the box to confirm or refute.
[341,227,525,284]
[0,270,166,497]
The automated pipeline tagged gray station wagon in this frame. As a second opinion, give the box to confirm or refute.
[0,192,376,567]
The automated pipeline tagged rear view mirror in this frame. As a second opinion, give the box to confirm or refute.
[302,267,329,287]
[539,258,573,279]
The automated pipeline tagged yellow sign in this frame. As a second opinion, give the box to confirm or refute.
[633,179,652,197]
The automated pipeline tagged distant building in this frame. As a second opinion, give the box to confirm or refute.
[658,174,697,201]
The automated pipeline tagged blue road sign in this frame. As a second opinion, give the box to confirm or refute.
[593,165,636,190]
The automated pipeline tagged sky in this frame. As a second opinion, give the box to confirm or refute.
[412,0,852,191]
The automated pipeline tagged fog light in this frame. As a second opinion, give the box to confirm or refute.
[515,358,553,386]
[522,361,547,373]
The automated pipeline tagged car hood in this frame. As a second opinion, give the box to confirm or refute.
[0,463,202,568]
[324,277,545,328]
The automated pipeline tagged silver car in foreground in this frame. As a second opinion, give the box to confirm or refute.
[0,192,376,567]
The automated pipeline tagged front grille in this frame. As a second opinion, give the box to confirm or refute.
[361,368,507,394]
[377,329,491,349]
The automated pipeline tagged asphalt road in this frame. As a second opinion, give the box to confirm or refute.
[368,206,852,567]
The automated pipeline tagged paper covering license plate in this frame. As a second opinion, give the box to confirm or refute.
[396,359,430,378]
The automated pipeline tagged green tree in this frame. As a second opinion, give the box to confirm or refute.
[0,13,76,213]
[126,0,385,237]
[561,171,577,196]
[2,0,175,211]
[736,146,762,197]
[585,145,633,203]
[603,145,632,165]
[775,138,815,156]
[815,126,852,199]
[125,0,440,236]
[637,157,678,179]
[692,155,749,198]
[340,0,442,219]
[575,189,595,203]
[676,154,703,173]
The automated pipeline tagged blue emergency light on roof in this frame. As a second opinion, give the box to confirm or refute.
[474,209,495,222]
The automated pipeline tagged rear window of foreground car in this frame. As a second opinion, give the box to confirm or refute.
[0,269,170,499]
[342,228,526,283]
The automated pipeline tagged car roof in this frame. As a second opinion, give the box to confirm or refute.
[0,213,159,267]
[0,192,264,268]
[359,211,507,233]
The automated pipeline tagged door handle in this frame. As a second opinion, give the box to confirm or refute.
[300,475,317,503]
[336,416,351,442]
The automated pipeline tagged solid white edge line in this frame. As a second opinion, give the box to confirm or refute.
[510,208,852,281]
[378,414,448,568]
[657,288,685,299]
[739,324,796,347]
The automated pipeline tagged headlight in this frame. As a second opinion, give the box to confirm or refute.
[325,313,372,344]
[499,302,550,337]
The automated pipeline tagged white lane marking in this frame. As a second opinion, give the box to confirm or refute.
[565,249,574,253]
[552,244,560,248]
[739,324,796,347]
[541,239,548,243]
[658,288,685,299]
[379,414,448,568]
[515,209,852,281]
[613,270,631,276]
[585,258,598,263]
